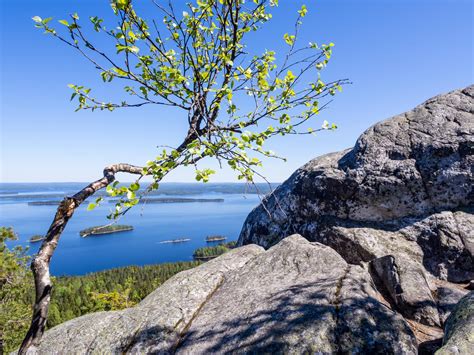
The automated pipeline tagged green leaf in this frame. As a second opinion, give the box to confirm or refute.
[32,16,42,23]
[87,203,96,211]
[284,70,295,83]
[283,33,295,46]
[115,0,129,10]
[59,19,69,26]
[112,67,128,76]
[298,5,307,17]
[129,182,140,191]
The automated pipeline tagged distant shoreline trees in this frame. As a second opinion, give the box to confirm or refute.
[193,241,237,259]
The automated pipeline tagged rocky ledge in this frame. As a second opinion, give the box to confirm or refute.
[31,86,473,354]
[240,86,473,332]
[33,235,420,354]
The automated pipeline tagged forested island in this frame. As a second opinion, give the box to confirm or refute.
[158,238,191,244]
[79,225,133,237]
[29,235,45,243]
[206,235,227,242]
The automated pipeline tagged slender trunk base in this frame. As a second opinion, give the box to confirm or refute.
[19,164,144,354]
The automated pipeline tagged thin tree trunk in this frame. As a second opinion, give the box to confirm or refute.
[18,164,145,354]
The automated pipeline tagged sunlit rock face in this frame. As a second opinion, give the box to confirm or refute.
[239,85,473,327]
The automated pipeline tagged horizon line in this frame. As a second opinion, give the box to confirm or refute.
[0,181,283,184]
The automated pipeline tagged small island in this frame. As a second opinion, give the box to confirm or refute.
[206,235,227,242]
[158,238,191,244]
[193,241,237,260]
[79,225,133,237]
[29,235,45,243]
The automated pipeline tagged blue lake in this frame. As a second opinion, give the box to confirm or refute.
[0,183,270,276]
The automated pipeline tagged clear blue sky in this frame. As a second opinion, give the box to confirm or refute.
[1,0,472,183]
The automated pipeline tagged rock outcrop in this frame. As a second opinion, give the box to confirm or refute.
[35,245,264,353]
[239,85,474,331]
[178,235,416,354]
[34,235,417,354]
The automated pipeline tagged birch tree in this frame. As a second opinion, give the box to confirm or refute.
[20,0,347,352]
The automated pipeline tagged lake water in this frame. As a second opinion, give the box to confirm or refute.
[0,183,272,276]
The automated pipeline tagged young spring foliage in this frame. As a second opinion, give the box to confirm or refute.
[33,0,347,218]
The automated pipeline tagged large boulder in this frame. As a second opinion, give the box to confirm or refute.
[238,86,474,328]
[178,235,416,354]
[33,235,417,354]
[436,291,474,354]
[34,244,264,353]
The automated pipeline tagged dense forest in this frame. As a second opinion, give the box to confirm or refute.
[193,241,237,259]
[0,227,201,353]
[47,261,201,327]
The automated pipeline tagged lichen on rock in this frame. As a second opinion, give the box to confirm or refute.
[239,85,474,333]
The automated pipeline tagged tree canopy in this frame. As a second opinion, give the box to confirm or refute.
[33,0,346,218]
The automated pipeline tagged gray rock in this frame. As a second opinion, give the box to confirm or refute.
[467,280,474,290]
[34,235,417,354]
[436,291,474,354]
[437,286,469,323]
[371,255,440,326]
[177,235,417,354]
[34,244,264,354]
[239,84,473,249]
[238,86,474,326]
